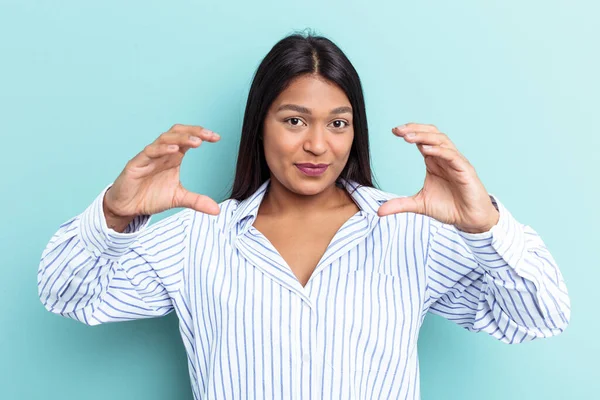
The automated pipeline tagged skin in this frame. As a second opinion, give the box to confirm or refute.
[253,74,360,286]
[103,74,499,286]
[258,74,357,215]
[253,74,499,285]
[380,124,499,234]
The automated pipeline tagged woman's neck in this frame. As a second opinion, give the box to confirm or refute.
[258,177,357,217]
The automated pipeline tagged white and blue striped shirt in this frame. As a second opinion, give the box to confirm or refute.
[38,179,570,399]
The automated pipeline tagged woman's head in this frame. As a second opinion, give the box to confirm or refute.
[231,32,374,200]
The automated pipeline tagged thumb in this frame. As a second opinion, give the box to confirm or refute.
[176,187,220,215]
[377,195,423,217]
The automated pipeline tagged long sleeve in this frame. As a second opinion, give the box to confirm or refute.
[425,195,571,344]
[38,185,194,326]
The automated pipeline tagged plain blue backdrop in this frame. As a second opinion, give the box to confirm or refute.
[1,0,597,399]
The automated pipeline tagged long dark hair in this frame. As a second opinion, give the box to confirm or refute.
[230,32,375,200]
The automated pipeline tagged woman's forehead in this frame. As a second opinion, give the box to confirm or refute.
[272,75,351,112]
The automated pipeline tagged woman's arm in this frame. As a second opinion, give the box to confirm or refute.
[38,185,194,325]
[425,195,570,343]
[39,123,222,325]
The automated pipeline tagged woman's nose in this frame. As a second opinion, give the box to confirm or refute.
[302,127,327,155]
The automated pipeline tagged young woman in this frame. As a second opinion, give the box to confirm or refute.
[38,33,570,399]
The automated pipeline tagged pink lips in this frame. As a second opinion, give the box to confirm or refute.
[295,163,329,176]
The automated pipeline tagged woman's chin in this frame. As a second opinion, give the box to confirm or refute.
[286,176,336,196]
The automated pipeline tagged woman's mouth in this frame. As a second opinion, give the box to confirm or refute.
[295,163,329,176]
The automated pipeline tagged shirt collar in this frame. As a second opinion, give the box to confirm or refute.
[228,178,390,234]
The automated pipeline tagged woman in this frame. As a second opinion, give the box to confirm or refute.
[38,33,570,399]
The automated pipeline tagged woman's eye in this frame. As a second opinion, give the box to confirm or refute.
[331,120,349,129]
[286,118,304,127]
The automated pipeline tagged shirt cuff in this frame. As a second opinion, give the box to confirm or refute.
[455,194,526,271]
[78,184,152,260]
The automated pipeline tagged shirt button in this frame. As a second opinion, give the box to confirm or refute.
[303,352,310,362]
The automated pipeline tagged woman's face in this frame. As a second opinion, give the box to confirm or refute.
[262,74,355,196]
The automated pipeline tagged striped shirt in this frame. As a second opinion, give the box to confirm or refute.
[38,179,570,399]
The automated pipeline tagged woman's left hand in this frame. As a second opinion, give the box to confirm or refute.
[377,123,500,234]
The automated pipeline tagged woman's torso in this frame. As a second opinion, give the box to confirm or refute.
[165,180,430,399]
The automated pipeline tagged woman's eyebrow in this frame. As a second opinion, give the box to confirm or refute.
[276,104,353,115]
[330,106,352,115]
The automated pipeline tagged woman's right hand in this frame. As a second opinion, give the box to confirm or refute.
[102,124,221,231]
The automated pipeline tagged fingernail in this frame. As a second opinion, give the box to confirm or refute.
[396,124,407,130]
[168,145,179,150]
[212,132,220,139]
[190,136,201,143]
[406,133,416,138]
[423,145,433,150]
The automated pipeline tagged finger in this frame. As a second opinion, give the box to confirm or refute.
[377,196,424,217]
[128,143,180,169]
[169,124,221,143]
[143,132,199,161]
[393,123,440,134]
[158,131,207,150]
[418,144,470,172]
[140,129,220,165]
[142,143,181,160]
[394,130,457,150]
[176,189,220,215]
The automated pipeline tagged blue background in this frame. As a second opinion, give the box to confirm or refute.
[1,0,597,398]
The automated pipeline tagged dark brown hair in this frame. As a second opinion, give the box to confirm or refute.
[230,32,375,200]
